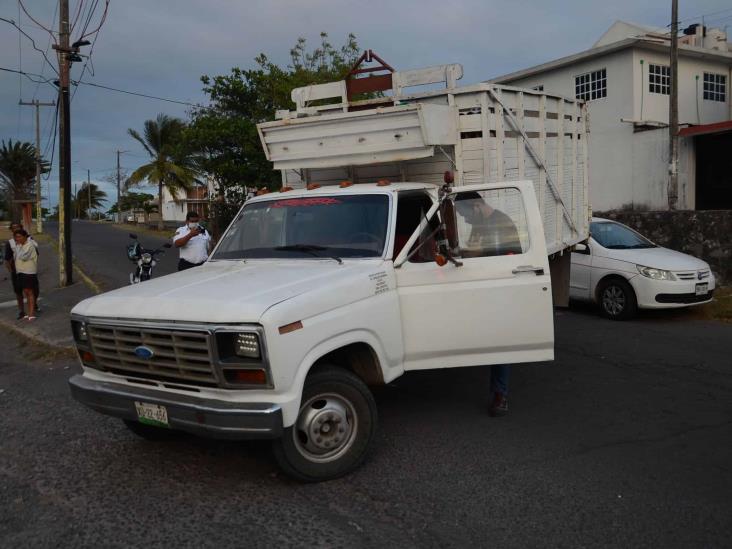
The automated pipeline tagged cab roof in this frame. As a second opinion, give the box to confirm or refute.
[246,182,438,205]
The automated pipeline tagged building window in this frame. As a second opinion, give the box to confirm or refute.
[575,69,607,101]
[703,73,726,102]
[531,85,544,91]
[649,64,670,95]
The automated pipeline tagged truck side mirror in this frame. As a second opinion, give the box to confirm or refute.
[574,243,589,254]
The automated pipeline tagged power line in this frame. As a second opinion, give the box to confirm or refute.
[17,0,57,42]
[1,66,211,110]
[0,17,60,76]
[71,0,107,101]
[675,7,732,26]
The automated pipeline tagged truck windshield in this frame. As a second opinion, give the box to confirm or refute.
[212,194,390,260]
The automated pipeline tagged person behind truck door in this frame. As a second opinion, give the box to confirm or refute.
[4,221,40,319]
[12,229,39,322]
[455,191,521,417]
[173,211,211,271]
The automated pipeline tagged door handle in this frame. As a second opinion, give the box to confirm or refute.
[512,265,545,275]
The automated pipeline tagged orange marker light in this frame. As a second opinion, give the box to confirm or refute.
[80,351,95,363]
[376,179,391,186]
[279,321,304,335]
[256,188,270,196]
[280,186,294,192]
[224,369,267,385]
[339,181,353,188]
[434,254,448,267]
[306,183,321,190]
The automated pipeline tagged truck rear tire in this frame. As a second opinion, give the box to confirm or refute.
[273,366,377,482]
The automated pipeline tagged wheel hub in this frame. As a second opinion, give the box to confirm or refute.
[294,394,356,462]
[603,285,625,315]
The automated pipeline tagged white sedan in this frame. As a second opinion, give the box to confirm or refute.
[570,218,715,320]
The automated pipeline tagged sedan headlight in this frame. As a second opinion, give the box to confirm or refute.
[141,252,153,264]
[235,333,261,359]
[636,265,676,281]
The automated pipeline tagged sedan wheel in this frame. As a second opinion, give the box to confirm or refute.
[598,279,637,320]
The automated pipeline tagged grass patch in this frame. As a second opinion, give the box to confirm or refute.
[694,286,732,323]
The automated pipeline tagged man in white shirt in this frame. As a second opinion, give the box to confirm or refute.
[173,211,211,271]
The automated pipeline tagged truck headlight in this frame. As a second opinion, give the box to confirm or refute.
[235,333,260,358]
[72,320,88,342]
[636,265,676,281]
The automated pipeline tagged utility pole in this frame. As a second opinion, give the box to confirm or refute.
[53,0,73,285]
[19,99,55,234]
[668,0,679,210]
[87,168,91,220]
[116,150,127,223]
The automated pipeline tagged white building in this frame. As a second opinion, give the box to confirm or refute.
[159,176,217,224]
[490,21,732,211]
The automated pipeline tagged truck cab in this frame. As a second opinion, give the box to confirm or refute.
[69,180,553,481]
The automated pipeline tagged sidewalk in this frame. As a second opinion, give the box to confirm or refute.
[0,227,96,349]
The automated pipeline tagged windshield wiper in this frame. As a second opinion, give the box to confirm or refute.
[275,244,343,264]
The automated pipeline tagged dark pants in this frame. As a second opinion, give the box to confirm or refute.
[178,259,204,271]
[490,365,510,396]
[11,271,39,299]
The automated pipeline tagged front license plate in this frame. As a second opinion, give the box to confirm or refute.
[695,283,708,296]
[134,401,169,427]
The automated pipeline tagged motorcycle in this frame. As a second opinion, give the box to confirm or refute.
[127,233,172,284]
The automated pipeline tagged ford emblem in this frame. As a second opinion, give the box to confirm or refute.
[134,346,154,359]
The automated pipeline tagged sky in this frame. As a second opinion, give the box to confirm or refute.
[1,0,731,211]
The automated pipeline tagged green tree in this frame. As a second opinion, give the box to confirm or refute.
[0,140,49,220]
[74,182,108,219]
[127,114,200,230]
[185,33,361,230]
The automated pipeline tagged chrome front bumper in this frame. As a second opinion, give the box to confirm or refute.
[69,375,283,440]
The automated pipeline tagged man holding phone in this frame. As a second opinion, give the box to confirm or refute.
[173,211,211,271]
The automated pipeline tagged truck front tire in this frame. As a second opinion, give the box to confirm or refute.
[273,366,377,482]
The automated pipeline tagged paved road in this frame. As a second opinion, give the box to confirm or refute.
[45,221,178,290]
[1,306,730,547]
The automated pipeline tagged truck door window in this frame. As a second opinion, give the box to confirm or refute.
[454,188,529,257]
[393,192,437,263]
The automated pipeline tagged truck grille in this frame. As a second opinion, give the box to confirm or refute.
[87,325,218,386]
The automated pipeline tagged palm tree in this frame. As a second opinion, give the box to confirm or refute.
[0,140,49,220]
[127,114,199,230]
[75,182,108,219]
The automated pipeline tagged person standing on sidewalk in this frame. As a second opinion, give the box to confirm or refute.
[12,229,39,322]
[4,222,40,319]
[173,211,211,271]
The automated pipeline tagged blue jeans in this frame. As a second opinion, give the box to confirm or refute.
[490,365,510,396]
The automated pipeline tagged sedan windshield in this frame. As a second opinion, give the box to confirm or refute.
[212,194,390,260]
[591,221,656,249]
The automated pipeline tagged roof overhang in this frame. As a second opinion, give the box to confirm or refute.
[679,120,732,138]
[489,38,732,84]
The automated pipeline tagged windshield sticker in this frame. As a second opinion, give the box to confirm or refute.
[271,198,342,208]
[369,271,389,295]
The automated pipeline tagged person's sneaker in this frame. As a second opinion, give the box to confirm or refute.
[17,311,25,320]
[26,316,36,322]
[489,393,508,417]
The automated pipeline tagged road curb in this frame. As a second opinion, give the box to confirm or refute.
[73,263,103,294]
[0,317,75,353]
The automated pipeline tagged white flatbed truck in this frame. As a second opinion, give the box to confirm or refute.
[69,58,590,481]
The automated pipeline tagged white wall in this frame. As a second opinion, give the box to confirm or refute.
[632,48,731,125]
[506,49,638,211]
[503,47,730,211]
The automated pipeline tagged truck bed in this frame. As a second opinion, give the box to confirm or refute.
[258,79,590,255]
